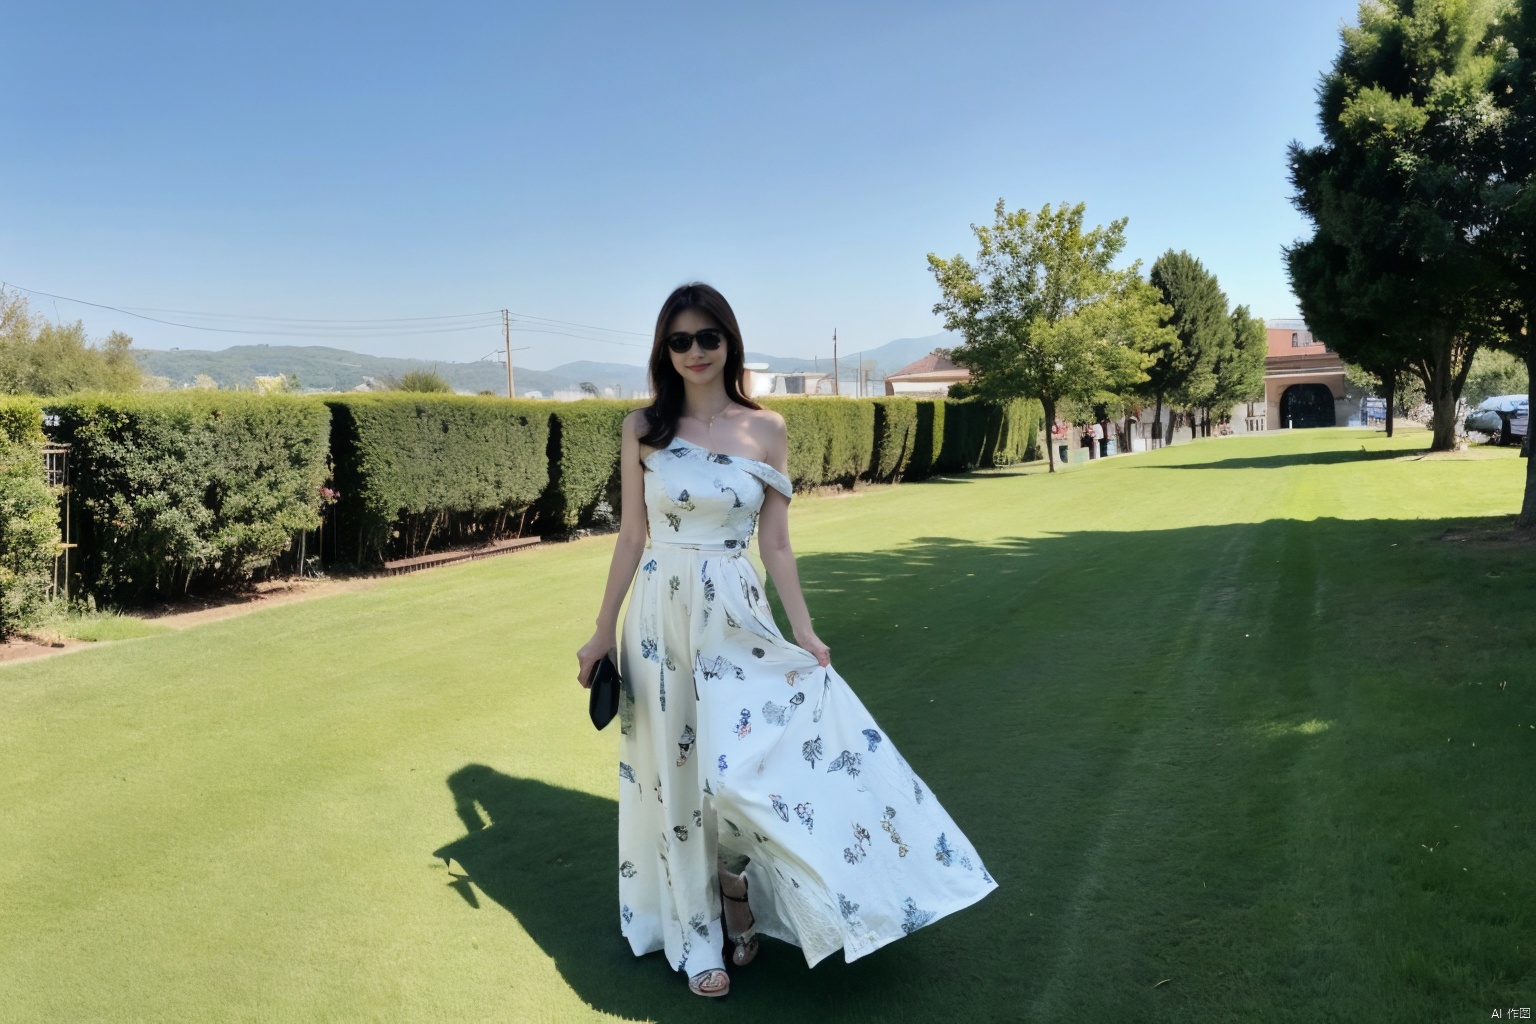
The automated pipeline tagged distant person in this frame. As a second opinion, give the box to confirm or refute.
[576,282,995,998]
[1052,418,1069,464]
[1097,416,1112,458]
[1087,420,1103,459]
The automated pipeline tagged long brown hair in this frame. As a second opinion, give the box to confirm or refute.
[639,282,760,448]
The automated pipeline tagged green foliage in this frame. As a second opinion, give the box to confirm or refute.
[536,400,638,531]
[928,199,1167,471]
[908,399,946,480]
[48,393,331,602]
[1209,305,1269,413]
[1463,348,1529,404]
[754,396,1035,487]
[758,398,875,488]
[1287,0,1512,450]
[0,289,142,395]
[869,398,918,482]
[0,397,55,637]
[937,397,1042,471]
[325,395,549,564]
[1148,250,1229,409]
[393,370,453,393]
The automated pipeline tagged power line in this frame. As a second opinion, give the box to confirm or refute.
[119,306,503,325]
[1,281,649,346]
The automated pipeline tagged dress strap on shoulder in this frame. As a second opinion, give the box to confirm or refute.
[742,461,793,500]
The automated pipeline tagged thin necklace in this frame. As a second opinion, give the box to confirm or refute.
[693,401,732,434]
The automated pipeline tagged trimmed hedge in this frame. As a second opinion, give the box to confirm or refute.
[534,400,639,532]
[48,393,331,601]
[869,398,917,483]
[859,396,1039,482]
[0,398,55,636]
[32,390,1044,598]
[325,395,549,565]
[937,397,1042,472]
[758,397,876,489]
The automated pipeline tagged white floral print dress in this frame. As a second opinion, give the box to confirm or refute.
[617,436,996,976]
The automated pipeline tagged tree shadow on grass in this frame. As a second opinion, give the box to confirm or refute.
[1132,447,1409,471]
[434,513,1534,1022]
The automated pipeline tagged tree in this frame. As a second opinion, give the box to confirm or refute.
[0,288,142,395]
[927,200,1169,472]
[1147,251,1229,441]
[1487,0,1536,525]
[1288,0,1512,451]
[1462,348,1528,404]
[1208,305,1269,423]
[1285,230,1420,437]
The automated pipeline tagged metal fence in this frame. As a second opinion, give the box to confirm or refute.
[43,444,74,601]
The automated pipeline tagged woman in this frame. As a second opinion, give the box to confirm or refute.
[577,283,995,998]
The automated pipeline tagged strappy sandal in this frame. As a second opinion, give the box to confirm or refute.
[688,968,729,998]
[721,877,759,967]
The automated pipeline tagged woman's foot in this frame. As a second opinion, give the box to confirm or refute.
[688,968,729,998]
[719,867,759,967]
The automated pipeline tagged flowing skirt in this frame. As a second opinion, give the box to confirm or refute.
[616,542,996,974]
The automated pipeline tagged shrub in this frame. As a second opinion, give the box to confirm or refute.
[937,397,1043,471]
[759,397,875,488]
[869,397,918,482]
[395,370,453,393]
[325,394,548,565]
[535,400,638,531]
[47,393,331,601]
[0,397,55,636]
[908,399,946,480]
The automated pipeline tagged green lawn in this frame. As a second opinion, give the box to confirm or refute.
[2,427,1532,1023]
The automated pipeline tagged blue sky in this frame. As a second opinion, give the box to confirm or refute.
[2,0,1358,371]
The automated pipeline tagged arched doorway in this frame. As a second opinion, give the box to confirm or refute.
[1280,384,1337,428]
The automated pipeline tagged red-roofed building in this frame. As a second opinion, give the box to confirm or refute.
[1263,319,1350,428]
[883,351,970,396]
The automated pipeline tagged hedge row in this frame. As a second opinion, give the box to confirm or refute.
[47,393,331,602]
[324,395,551,565]
[33,392,1042,602]
[0,397,55,637]
[533,399,636,531]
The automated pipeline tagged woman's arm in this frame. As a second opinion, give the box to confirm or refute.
[753,412,831,668]
[576,411,650,686]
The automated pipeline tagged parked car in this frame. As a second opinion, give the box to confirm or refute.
[1512,399,1529,441]
[1465,393,1528,443]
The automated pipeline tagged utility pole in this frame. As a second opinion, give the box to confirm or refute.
[503,310,514,398]
[858,350,864,397]
[832,328,839,396]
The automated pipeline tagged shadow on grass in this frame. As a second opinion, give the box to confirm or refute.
[434,513,1534,1021]
[1133,447,1410,471]
[431,767,930,1023]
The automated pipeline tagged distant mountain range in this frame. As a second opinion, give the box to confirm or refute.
[132,332,958,396]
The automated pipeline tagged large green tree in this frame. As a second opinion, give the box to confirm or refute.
[1285,230,1421,437]
[1288,0,1512,451]
[927,200,1169,471]
[1147,251,1229,441]
[1208,305,1269,425]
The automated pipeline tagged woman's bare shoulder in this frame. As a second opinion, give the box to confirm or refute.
[745,406,786,435]
[744,407,787,459]
[625,409,657,462]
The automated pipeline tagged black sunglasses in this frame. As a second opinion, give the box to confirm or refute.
[665,329,726,354]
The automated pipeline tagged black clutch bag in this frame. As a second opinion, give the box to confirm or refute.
[588,654,621,731]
